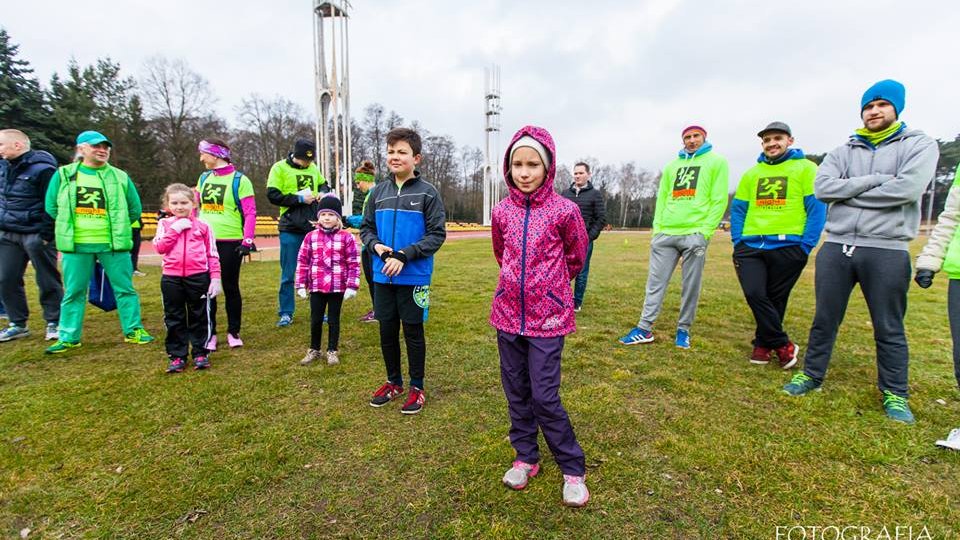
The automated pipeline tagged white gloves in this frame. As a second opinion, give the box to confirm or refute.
[207,278,222,298]
[170,218,192,233]
[297,288,308,299]
[343,289,357,301]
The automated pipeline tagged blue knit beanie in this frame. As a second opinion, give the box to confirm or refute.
[860,79,905,117]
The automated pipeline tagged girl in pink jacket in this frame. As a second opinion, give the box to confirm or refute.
[153,183,222,373]
[295,195,360,366]
[491,126,590,507]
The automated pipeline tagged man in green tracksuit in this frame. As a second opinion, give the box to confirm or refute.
[619,125,728,349]
[43,131,153,353]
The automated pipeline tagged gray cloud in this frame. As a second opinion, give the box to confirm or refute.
[5,0,959,185]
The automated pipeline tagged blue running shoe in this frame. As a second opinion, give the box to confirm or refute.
[881,391,915,424]
[276,314,293,328]
[675,329,691,349]
[618,327,654,345]
[782,373,821,396]
[0,324,29,342]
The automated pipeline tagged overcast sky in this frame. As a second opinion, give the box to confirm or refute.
[4,0,959,181]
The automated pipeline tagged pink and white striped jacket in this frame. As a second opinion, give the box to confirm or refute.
[294,227,361,293]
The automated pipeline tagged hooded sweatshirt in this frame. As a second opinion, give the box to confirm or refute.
[489,125,588,338]
[815,127,938,251]
[653,142,729,239]
[917,170,960,277]
[730,148,826,253]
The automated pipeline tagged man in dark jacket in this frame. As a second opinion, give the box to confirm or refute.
[0,129,63,342]
[266,138,328,327]
[561,162,606,311]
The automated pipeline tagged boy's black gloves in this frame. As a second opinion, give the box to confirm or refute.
[380,250,408,264]
[914,269,934,289]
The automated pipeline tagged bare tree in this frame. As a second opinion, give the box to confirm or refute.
[140,56,218,185]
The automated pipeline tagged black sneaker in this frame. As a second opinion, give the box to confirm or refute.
[370,382,403,407]
[193,355,210,370]
[166,357,186,373]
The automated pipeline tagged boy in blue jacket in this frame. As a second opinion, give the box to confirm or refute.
[360,128,446,415]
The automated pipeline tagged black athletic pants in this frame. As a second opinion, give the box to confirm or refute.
[210,240,243,336]
[161,273,212,359]
[732,244,808,348]
[310,292,344,351]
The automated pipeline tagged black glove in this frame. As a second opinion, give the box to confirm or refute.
[236,242,254,257]
[914,269,934,289]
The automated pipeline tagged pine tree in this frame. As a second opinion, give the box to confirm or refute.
[0,29,61,159]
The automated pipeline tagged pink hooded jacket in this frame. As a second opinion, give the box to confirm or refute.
[153,216,222,279]
[489,126,588,337]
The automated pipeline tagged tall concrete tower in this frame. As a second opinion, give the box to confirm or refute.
[313,0,354,212]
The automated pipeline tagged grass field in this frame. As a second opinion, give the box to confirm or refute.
[1,231,958,539]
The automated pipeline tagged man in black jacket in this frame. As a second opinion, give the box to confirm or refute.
[0,129,63,342]
[561,162,606,312]
[266,138,328,327]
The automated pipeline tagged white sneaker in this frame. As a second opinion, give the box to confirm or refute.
[45,323,59,341]
[935,428,960,451]
[326,350,340,365]
[562,474,590,507]
[300,349,322,366]
[502,460,539,490]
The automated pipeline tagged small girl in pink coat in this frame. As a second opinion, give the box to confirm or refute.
[490,125,590,507]
[295,195,360,366]
[153,183,222,373]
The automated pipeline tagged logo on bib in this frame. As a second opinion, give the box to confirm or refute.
[672,166,700,198]
[296,174,314,192]
[201,182,226,213]
[75,186,107,217]
[756,176,788,207]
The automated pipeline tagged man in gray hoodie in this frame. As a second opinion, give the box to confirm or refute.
[782,79,939,424]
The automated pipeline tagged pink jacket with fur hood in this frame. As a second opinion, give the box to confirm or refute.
[489,125,588,337]
[153,216,222,278]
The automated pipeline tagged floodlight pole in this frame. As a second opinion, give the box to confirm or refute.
[483,65,502,226]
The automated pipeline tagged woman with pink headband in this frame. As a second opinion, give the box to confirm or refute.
[194,137,257,349]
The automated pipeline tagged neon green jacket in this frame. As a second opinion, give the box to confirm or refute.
[45,162,141,253]
[917,170,960,277]
[653,145,729,239]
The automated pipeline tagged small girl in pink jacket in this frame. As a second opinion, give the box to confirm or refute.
[153,183,222,373]
[490,126,590,507]
[295,195,360,366]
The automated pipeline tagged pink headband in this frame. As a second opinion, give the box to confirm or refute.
[682,125,707,138]
[198,140,231,160]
